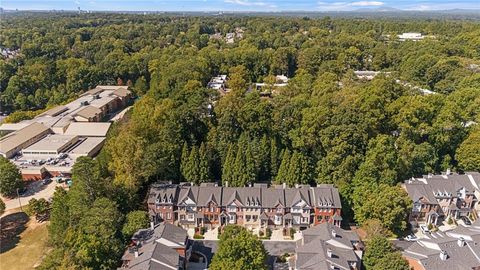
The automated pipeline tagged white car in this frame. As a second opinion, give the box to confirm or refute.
[405,234,418,242]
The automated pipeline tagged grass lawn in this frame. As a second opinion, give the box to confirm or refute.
[0,218,50,270]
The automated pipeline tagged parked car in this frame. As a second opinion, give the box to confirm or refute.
[420,225,430,234]
[17,187,27,195]
[462,216,472,226]
[405,234,418,242]
[42,178,52,185]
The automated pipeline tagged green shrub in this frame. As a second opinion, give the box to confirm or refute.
[193,234,204,239]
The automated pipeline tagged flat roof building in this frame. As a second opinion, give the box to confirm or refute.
[0,123,52,158]
[64,122,111,137]
[68,137,106,160]
[74,105,103,122]
[22,134,79,157]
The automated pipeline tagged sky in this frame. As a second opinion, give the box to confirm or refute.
[1,0,479,11]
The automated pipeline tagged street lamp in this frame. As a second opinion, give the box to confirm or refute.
[16,188,22,211]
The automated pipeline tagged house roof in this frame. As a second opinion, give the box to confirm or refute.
[222,187,261,207]
[75,105,102,119]
[178,186,199,205]
[295,223,362,270]
[285,187,312,207]
[312,184,341,208]
[197,186,222,206]
[262,188,285,208]
[403,225,480,270]
[147,184,179,205]
[153,223,187,246]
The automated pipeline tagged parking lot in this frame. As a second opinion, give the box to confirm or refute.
[0,180,64,213]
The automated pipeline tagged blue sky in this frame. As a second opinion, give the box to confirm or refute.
[2,0,479,11]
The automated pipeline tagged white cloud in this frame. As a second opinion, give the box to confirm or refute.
[224,0,277,8]
[350,1,384,6]
[317,1,384,11]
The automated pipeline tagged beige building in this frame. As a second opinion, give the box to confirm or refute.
[74,105,103,122]
[22,134,79,157]
[0,123,52,158]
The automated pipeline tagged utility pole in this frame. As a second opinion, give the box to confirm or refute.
[16,188,22,211]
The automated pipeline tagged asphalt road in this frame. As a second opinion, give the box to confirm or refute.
[0,181,62,213]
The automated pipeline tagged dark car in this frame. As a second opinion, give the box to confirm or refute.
[462,216,472,226]
[17,187,27,195]
[42,178,52,185]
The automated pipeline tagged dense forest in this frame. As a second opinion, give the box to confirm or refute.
[1,13,479,269]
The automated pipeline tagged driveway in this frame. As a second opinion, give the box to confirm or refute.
[192,239,297,257]
[1,181,62,213]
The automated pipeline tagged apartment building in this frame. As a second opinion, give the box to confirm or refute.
[147,182,342,231]
[404,172,480,226]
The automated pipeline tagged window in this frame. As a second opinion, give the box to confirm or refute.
[180,215,185,220]
[317,215,323,222]
[325,216,330,221]
[159,212,164,218]
[188,214,194,221]
[167,212,171,220]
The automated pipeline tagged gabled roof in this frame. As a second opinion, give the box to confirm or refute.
[221,187,261,207]
[178,186,199,205]
[285,187,312,208]
[262,188,285,208]
[147,184,179,205]
[153,223,187,246]
[295,223,362,270]
[312,184,341,209]
[196,186,222,206]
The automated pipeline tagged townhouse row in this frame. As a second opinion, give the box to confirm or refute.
[404,171,480,226]
[147,182,342,231]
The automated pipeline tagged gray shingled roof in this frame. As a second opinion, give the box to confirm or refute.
[285,187,312,207]
[153,223,187,245]
[222,187,261,207]
[312,184,341,208]
[262,188,286,208]
[197,186,222,206]
[295,223,361,270]
[178,186,199,205]
[403,225,480,270]
[148,185,179,205]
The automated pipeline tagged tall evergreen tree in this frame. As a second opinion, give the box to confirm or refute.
[275,149,291,185]
[187,145,200,184]
[222,144,235,186]
[180,142,189,181]
[198,143,211,183]
[270,138,281,180]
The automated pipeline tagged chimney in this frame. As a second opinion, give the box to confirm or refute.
[150,221,155,230]
[249,183,252,187]
[295,183,299,188]
[134,251,139,258]
[439,250,448,261]
[331,230,337,238]
[283,183,286,189]
[428,173,433,179]
[326,248,333,258]
[225,181,228,187]
[446,168,451,175]
[458,237,465,247]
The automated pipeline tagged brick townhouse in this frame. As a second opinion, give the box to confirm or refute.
[404,172,480,226]
[147,182,342,231]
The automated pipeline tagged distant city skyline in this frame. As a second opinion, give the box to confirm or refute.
[2,0,479,12]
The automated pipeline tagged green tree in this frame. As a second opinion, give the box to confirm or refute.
[275,149,291,185]
[363,236,395,269]
[122,210,150,240]
[71,197,123,269]
[0,156,23,197]
[210,225,268,270]
[198,143,211,183]
[25,198,50,219]
[222,144,236,186]
[372,252,410,270]
[134,76,148,96]
[456,128,480,171]
[354,184,412,234]
[48,187,70,246]
[0,198,5,216]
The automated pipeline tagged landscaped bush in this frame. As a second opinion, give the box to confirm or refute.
[193,234,204,239]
